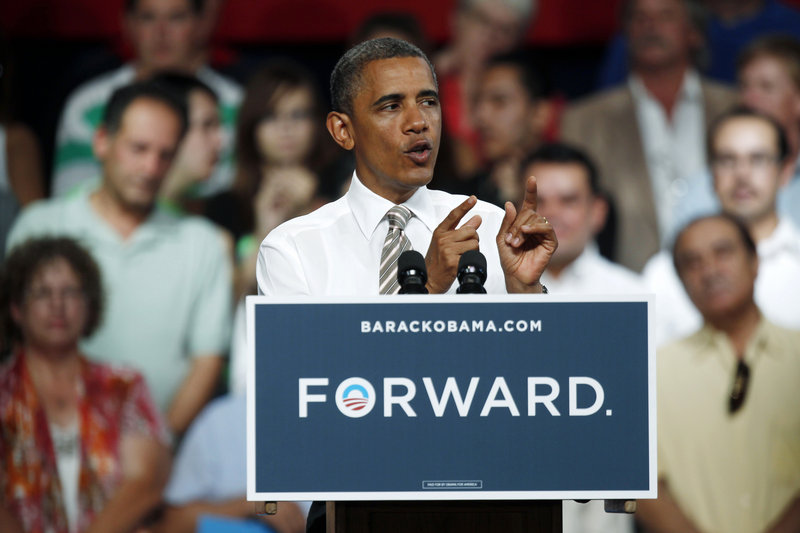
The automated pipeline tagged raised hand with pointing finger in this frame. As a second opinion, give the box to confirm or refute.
[497,175,558,293]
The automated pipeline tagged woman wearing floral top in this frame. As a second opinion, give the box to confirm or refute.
[0,237,170,533]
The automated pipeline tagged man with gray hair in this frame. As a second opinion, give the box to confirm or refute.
[561,0,736,272]
[256,36,557,532]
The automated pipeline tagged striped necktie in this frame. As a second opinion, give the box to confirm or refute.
[379,205,413,294]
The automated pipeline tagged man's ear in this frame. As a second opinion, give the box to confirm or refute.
[589,194,609,237]
[93,126,110,161]
[326,111,355,151]
[779,157,794,187]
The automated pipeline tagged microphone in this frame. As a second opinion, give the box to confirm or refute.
[397,250,429,294]
[456,250,487,294]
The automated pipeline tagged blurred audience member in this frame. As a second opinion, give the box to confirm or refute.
[637,214,800,533]
[522,143,641,531]
[469,54,547,206]
[597,0,800,88]
[561,0,736,272]
[152,72,224,212]
[434,0,537,179]
[0,42,45,261]
[52,0,241,199]
[0,122,45,261]
[643,107,800,345]
[674,35,800,231]
[0,237,170,533]
[7,81,232,436]
[522,143,644,296]
[206,60,344,299]
[350,11,431,53]
[158,394,308,533]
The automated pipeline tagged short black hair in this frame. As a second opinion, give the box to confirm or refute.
[485,53,543,102]
[103,80,189,139]
[520,142,601,195]
[151,71,219,105]
[125,0,204,14]
[672,213,758,276]
[1,237,105,355]
[330,37,437,116]
[706,105,789,165]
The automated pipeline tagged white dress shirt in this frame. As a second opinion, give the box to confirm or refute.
[540,243,645,296]
[257,172,509,296]
[643,218,800,346]
[540,243,640,533]
[629,70,706,245]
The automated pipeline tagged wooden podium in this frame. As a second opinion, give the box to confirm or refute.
[327,500,562,533]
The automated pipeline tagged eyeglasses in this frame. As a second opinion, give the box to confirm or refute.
[712,153,780,173]
[728,359,750,414]
[26,286,86,303]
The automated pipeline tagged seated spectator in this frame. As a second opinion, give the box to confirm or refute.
[0,121,45,261]
[7,80,233,436]
[151,72,225,213]
[521,143,644,296]
[596,0,800,88]
[673,35,800,233]
[0,42,45,260]
[561,0,736,272]
[0,237,170,533]
[470,54,548,207]
[205,60,345,299]
[52,0,241,199]
[522,143,642,532]
[636,214,800,533]
[158,394,308,533]
[350,11,431,53]
[643,107,800,345]
[433,0,538,179]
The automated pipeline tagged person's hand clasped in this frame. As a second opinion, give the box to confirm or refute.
[425,195,482,293]
[497,175,558,293]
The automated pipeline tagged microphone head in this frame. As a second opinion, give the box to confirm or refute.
[398,250,428,294]
[457,250,487,284]
[398,250,427,279]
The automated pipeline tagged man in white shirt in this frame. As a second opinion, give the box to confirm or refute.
[561,0,736,271]
[643,107,800,345]
[257,37,556,299]
[522,142,644,298]
[520,143,639,532]
[256,37,557,532]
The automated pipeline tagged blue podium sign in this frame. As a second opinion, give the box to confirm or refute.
[246,295,656,501]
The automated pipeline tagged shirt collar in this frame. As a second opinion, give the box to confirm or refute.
[79,181,177,245]
[628,68,702,104]
[346,171,439,240]
[759,217,800,259]
[694,313,776,365]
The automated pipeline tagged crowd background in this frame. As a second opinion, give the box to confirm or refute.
[2,1,800,532]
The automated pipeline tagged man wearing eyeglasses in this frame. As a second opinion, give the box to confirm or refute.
[636,212,800,533]
[642,106,800,345]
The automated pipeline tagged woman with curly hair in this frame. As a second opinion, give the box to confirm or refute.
[0,237,170,533]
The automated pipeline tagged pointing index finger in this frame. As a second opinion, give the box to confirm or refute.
[521,175,538,212]
[438,195,477,231]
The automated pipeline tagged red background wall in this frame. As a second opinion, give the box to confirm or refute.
[2,0,626,45]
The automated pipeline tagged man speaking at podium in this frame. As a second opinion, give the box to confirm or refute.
[256,37,556,298]
[255,37,557,532]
